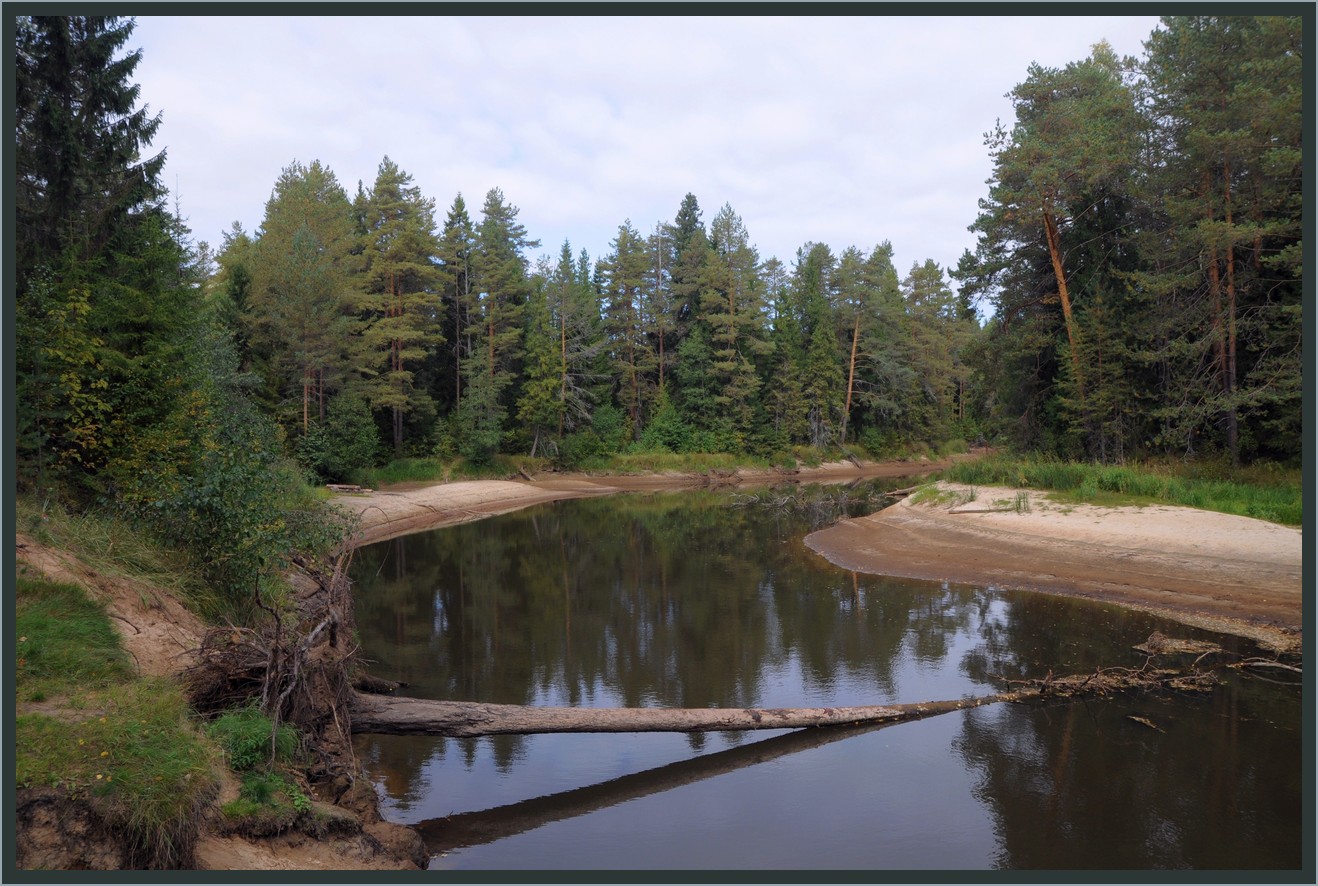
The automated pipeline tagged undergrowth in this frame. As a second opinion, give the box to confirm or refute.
[205,704,300,772]
[206,704,328,838]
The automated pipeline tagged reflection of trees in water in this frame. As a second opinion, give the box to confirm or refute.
[954,673,1302,869]
[354,486,944,710]
[351,484,982,791]
[969,690,1301,868]
[953,587,1301,868]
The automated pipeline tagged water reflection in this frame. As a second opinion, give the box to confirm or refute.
[350,482,1301,869]
[953,677,1302,868]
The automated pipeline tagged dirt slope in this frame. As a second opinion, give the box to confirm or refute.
[13,536,423,871]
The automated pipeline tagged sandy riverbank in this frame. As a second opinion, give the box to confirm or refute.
[806,483,1303,653]
[333,459,957,546]
[337,470,1303,654]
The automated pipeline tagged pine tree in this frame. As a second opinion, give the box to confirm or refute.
[457,188,539,455]
[1140,15,1304,462]
[245,160,357,433]
[353,156,443,455]
[974,42,1144,456]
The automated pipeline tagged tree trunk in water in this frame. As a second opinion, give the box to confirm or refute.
[348,692,1023,737]
[415,714,934,854]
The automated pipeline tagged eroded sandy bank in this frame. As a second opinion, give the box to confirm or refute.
[805,483,1303,652]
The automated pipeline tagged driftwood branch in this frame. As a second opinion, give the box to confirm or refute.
[348,692,1026,737]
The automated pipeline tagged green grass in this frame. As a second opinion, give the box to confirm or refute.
[355,440,978,490]
[15,577,222,868]
[940,455,1302,525]
[15,577,134,700]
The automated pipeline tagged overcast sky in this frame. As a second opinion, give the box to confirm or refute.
[132,13,1164,287]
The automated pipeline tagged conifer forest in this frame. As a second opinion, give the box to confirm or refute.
[14,15,1304,560]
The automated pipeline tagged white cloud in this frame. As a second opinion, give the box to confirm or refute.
[131,12,1162,281]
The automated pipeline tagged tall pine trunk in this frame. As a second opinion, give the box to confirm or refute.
[841,313,860,445]
[1223,159,1239,465]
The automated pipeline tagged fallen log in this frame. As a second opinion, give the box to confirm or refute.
[415,718,896,853]
[348,691,1028,737]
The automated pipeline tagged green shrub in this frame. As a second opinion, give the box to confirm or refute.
[206,704,299,772]
[296,393,381,483]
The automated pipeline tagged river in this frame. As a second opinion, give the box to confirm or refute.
[349,480,1302,871]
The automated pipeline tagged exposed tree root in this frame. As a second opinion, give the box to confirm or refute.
[182,550,363,786]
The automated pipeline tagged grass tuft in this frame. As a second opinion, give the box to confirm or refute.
[206,704,300,772]
[16,498,218,615]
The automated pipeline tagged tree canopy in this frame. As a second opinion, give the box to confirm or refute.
[15,13,1303,540]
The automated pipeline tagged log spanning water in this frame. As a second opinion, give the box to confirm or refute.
[414,718,913,853]
[348,691,1030,737]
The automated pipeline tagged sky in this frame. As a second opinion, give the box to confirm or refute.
[131,13,1164,287]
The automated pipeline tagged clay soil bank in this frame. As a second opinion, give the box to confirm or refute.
[806,483,1303,654]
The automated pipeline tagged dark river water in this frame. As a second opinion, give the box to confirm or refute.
[349,480,1302,871]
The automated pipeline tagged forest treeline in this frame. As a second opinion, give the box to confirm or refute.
[13,15,1304,602]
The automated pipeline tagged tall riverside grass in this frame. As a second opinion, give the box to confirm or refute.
[16,498,216,614]
[940,456,1301,526]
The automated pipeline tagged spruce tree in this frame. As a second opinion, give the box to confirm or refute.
[14,15,187,490]
[435,194,477,411]
[598,220,654,438]
[457,188,539,455]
